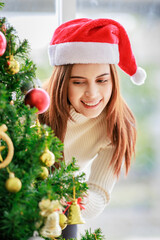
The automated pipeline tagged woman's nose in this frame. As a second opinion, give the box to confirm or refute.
[85,83,98,98]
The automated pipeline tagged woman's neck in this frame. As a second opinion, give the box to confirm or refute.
[69,105,106,124]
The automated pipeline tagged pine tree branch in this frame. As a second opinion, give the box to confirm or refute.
[14,39,30,57]
[0,2,4,9]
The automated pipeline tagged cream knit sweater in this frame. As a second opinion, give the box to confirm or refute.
[64,107,117,219]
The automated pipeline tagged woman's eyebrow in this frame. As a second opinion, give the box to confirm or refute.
[70,73,109,79]
[70,76,86,79]
[96,73,110,78]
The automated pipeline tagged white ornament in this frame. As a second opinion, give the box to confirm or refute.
[28,231,45,240]
[40,211,62,238]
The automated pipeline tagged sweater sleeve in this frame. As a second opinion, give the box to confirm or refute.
[82,144,117,219]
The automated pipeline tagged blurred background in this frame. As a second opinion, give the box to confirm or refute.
[1,0,160,239]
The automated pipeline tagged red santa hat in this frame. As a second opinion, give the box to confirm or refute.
[48,18,146,85]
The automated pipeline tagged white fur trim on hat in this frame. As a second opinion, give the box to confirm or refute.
[130,67,147,85]
[48,42,119,66]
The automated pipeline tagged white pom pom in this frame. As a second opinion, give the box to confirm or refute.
[130,67,147,85]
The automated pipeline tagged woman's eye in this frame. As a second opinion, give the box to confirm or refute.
[72,81,84,85]
[97,79,108,83]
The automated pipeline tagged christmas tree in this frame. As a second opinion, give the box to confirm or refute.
[0,11,105,240]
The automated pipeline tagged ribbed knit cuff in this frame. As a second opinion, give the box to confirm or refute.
[81,185,109,219]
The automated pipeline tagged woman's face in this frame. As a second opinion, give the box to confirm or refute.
[68,63,112,118]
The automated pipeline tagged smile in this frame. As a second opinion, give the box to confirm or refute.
[81,100,101,107]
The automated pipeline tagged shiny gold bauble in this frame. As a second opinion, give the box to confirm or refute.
[59,213,68,230]
[5,172,22,193]
[40,146,55,167]
[39,166,49,180]
[5,55,20,75]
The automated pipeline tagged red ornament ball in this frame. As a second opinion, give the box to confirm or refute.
[0,31,7,56]
[24,88,50,114]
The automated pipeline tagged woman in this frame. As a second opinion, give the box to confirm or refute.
[39,18,146,239]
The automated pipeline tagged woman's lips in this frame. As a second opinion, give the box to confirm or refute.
[81,100,101,108]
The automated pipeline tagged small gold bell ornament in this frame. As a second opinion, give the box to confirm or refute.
[59,212,67,230]
[28,231,45,240]
[67,185,85,225]
[39,199,64,239]
[40,146,55,167]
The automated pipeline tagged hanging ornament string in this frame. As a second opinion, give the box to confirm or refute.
[30,118,41,136]
[0,124,14,169]
[36,118,41,136]
[6,166,11,174]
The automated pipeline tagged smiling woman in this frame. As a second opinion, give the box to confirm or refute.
[39,17,146,239]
